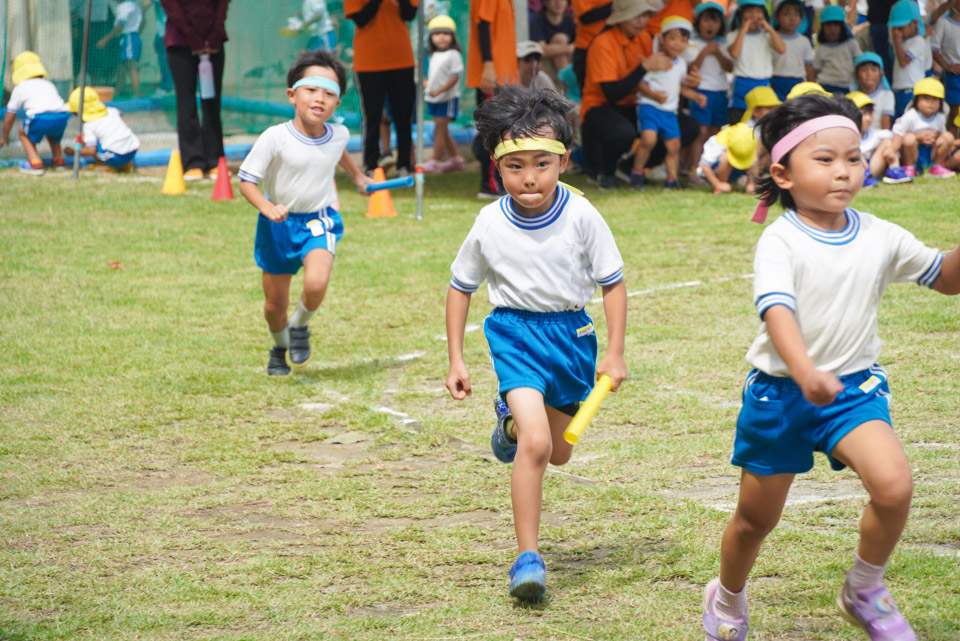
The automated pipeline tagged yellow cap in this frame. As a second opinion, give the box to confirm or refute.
[716,123,758,170]
[428,15,456,33]
[786,81,831,100]
[913,76,945,99]
[845,91,874,109]
[67,87,109,122]
[740,86,782,123]
[12,51,47,85]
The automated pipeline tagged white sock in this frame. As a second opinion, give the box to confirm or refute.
[270,326,289,348]
[714,581,748,621]
[288,300,317,328]
[845,552,886,597]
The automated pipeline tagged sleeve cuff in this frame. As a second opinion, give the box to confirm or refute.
[756,292,796,318]
[917,253,944,288]
[595,268,623,286]
[237,169,261,184]
[450,276,479,293]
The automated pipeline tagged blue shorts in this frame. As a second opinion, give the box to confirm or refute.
[638,104,681,139]
[819,82,849,96]
[731,77,770,110]
[427,98,459,120]
[771,76,802,102]
[894,89,913,120]
[255,208,343,275]
[689,89,728,127]
[697,159,744,182]
[22,111,71,144]
[120,33,142,62]
[732,366,893,475]
[943,72,960,105]
[483,307,598,409]
[96,142,137,168]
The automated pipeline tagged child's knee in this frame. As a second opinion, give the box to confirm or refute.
[665,137,680,152]
[639,130,658,148]
[902,132,917,147]
[868,470,913,511]
[549,445,572,466]
[517,428,552,466]
[732,507,780,540]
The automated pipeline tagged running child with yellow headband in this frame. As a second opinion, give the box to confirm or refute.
[446,85,627,603]
[703,93,960,641]
[238,50,372,376]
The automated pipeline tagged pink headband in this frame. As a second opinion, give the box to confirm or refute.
[751,115,860,224]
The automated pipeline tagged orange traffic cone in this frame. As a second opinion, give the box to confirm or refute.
[211,156,234,200]
[365,167,398,218]
[161,149,186,195]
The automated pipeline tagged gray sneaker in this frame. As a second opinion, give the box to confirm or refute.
[267,347,291,376]
[288,326,311,365]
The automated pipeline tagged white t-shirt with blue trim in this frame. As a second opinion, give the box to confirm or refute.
[5,77,68,118]
[639,55,687,112]
[866,86,896,129]
[425,49,463,104]
[725,30,775,79]
[772,32,813,78]
[892,107,946,135]
[933,14,960,66]
[747,208,943,377]
[893,34,929,91]
[684,37,729,92]
[238,121,348,213]
[450,186,624,313]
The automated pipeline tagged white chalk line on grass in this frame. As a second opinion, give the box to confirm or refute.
[589,273,754,304]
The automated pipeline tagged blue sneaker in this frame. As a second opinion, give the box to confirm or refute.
[509,551,546,602]
[863,169,879,188]
[882,166,911,184]
[18,160,44,176]
[491,395,517,463]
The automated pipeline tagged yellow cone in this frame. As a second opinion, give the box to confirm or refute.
[161,149,186,195]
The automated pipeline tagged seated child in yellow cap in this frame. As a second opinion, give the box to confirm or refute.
[890,77,958,178]
[0,51,71,175]
[846,91,901,187]
[697,122,758,193]
[64,87,141,171]
[631,16,707,190]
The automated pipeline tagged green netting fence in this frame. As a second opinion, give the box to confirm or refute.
[1,0,476,159]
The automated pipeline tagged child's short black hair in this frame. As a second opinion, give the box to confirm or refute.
[817,18,851,43]
[755,94,862,211]
[474,85,574,155]
[774,0,804,23]
[694,6,726,38]
[287,50,347,94]
[428,31,461,54]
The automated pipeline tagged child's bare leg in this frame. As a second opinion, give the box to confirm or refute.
[432,118,449,162]
[719,471,794,592]
[507,387,574,553]
[932,131,955,165]
[444,125,459,161]
[690,125,713,171]
[18,128,42,165]
[48,138,64,162]
[129,63,140,95]
[830,420,912,568]
[262,271,293,332]
[664,137,680,181]
[631,130,658,173]
[900,133,918,166]
[870,139,895,175]
[300,248,334,312]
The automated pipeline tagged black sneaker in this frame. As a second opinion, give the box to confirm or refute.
[267,347,291,376]
[629,172,647,191]
[289,326,311,365]
[598,174,620,190]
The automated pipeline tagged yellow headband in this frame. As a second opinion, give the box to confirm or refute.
[493,137,567,159]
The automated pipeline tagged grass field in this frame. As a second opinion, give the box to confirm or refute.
[1,167,959,641]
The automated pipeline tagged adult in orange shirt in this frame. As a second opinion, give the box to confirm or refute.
[581,0,675,188]
[346,0,418,175]
[572,0,612,90]
[467,0,519,198]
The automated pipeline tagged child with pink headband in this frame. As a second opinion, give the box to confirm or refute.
[703,94,960,641]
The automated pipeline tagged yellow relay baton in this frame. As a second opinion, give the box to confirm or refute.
[563,375,613,445]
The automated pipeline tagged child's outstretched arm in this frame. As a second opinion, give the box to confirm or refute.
[338,149,374,192]
[597,281,627,391]
[238,180,289,222]
[445,287,472,399]
[931,245,960,294]
[764,305,843,405]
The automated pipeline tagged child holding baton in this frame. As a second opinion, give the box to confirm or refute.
[445,86,627,603]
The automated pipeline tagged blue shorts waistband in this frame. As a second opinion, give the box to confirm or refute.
[282,208,335,218]
[491,307,588,323]
[751,366,882,390]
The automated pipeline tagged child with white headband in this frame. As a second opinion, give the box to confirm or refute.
[703,94,960,641]
[446,85,627,603]
[238,50,371,376]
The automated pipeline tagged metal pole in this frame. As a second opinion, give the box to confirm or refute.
[72,0,92,179]
[414,1,425,221]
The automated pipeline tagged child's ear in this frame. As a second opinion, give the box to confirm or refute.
[287,87,296,105]
[559,149,571,173]
[770,162,792,191]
